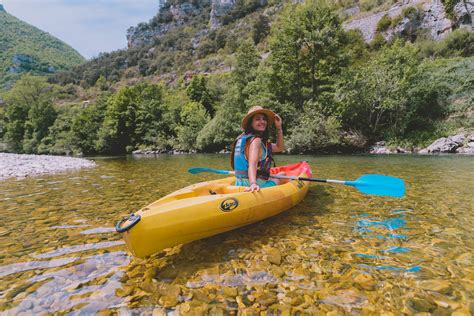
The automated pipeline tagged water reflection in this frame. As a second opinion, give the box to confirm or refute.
[353,211,422,273]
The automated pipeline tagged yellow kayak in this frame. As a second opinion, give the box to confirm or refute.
[116,161,312,258]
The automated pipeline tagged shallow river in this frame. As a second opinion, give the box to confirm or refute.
[0,154,473,314]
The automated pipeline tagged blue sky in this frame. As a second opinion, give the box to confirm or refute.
[1,0,160,59]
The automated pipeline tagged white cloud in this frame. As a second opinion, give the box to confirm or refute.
[2,0,159,59]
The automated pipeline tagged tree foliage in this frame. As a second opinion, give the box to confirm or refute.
[268,0,347,108]
[96,83,165,153]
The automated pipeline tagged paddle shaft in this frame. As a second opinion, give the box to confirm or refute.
[227,171,346,184]
[188,167,405,198]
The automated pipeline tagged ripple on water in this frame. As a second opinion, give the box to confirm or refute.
[80,227,116,235]
[33,241,125,259]
[352,211,422,274]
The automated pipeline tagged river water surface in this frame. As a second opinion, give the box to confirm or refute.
[0,154,473,314]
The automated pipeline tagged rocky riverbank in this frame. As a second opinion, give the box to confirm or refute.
[370,132,474,155]
[0,153,96,181]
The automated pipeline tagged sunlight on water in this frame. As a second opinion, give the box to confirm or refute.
[0,154,473,314]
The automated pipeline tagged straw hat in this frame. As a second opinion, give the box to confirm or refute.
[241,106,276,130]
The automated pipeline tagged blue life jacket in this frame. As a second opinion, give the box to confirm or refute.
[233,133,273,180]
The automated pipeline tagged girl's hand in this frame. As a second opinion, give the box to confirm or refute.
[245,183,260,192]
[274,114,282,130]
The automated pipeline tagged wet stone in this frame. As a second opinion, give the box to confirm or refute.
[270,265,285,278]
[418,280,453,295]
[222,287,238,297]
[158,295,179,308]
[353,273,377,291]
[406,298,436,313]
[263,247,282,265]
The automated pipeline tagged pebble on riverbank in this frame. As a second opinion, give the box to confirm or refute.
[0,153,96,181]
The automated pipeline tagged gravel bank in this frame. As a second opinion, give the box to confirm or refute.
[0,153,96,181]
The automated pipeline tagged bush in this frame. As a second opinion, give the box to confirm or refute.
[440,29,474,57]
[370,33,387,50]
[376,14,392,32]
[402,6,417,17]
[391,14,403,27]
[360,0,392,12]
[441,0,461,19]
[417,29,474,58]
[287,102,342,153]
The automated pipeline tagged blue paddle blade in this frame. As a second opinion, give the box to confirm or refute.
[188,167,232,175]
[345,174,406,198]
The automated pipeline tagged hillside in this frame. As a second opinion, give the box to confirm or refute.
[0,5,85,89]
[0,0,472,155]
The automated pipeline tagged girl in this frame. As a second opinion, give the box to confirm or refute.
[232,106,284,192]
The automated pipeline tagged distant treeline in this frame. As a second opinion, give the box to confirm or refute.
[0,1,472,155]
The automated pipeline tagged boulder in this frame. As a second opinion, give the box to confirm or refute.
[423,137,460,153]
[450,133,465,144]
[370,141,395,154]
[396,147,410,154]
[455,143,474,154]
[418,133,471,154]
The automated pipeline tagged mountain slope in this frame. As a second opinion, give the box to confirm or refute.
[0,5,85,89]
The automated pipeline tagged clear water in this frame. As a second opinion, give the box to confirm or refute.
[0,154,473,314]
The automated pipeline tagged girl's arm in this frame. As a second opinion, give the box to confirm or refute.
[271,114,284,152]
[247,137,262,192]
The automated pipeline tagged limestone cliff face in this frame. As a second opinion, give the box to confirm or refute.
[343,0,473,42]
[127,1,211,48]
[127,0,270,48]
[127,0,240,48]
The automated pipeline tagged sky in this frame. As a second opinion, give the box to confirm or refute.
[1,0,160,59]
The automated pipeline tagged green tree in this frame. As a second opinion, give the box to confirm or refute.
[186,75,215,116]
[71,99,107,154]
[252,14,270,44]
[3,75,56,152]
[268,0,347,109]
[96,83,164,153]
[22,99,57,153]
[335,40,442,139]
[233,41,260,104]
[197,88,244,152]
[38,106,79,155]
[175,102,210,150]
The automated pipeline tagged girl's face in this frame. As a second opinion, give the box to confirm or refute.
[251,114,268,132]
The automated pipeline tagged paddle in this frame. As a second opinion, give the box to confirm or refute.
[188,167,405,198]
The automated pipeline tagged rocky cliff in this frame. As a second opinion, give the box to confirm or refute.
[343,0,473,42]
[128,0,471,50]
[127,0,270,48]
[127,0,242,48]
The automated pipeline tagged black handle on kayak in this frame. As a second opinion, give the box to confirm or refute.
[115,213,141,233]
